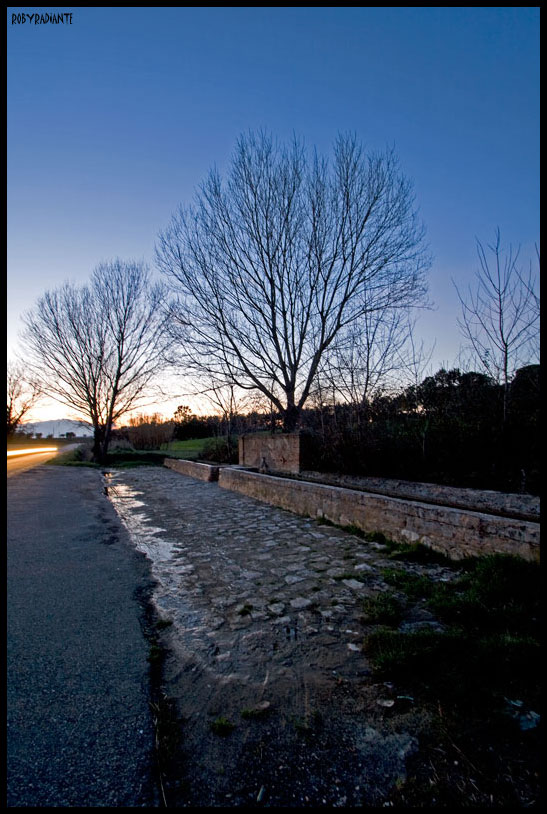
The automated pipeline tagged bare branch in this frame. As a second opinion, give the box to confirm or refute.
[453,229,540,420]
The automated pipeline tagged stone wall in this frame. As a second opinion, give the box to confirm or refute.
[238,433,300,474]
[218,468,539,563]
[298,471,540,522]
[164,458,219,482]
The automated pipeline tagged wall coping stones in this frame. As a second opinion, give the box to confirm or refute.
[297,471,540,522]
[237,433,539,521]
[164,458,220,482]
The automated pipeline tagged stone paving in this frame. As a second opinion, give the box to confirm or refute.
[102,465,465,806]
[106,466,455,692]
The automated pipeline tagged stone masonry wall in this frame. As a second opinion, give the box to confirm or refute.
[238,433,300,474]
[164,458,219,482]
[299,471,540,522]
[218,468,539,563]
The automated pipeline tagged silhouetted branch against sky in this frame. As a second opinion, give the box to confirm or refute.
[6,362,43,436]
[454,229,539,385]
[156,131,431,430]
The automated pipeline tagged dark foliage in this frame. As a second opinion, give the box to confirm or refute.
[164,365,539,494]
[300,366,540,494]
[365,554,540,709]
[198,436,239,465]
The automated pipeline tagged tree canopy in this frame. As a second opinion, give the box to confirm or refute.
[156,131,430,430]
[23,260,170,461]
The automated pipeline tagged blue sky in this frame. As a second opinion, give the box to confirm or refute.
[7,7,540,420]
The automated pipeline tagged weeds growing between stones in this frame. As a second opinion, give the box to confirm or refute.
[362,592,405,626]
[210,717,236,736]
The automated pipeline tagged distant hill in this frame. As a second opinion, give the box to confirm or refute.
[22,419,94,438]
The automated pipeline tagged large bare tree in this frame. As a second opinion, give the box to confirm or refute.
[156,132,430,431]
[454,229,540,421]
[22,260,170,462]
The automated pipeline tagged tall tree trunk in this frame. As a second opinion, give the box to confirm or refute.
[92,426,105,464]
[100,423,113,464]
[282,403,301,433]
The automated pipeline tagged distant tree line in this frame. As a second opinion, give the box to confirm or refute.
[114,362,538,495]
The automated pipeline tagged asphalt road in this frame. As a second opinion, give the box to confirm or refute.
[7,463,160,807]
[7,445,79,478]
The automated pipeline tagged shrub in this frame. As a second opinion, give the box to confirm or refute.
[199,435,238,464]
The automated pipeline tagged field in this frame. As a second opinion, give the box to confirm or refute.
[160,437,220,459]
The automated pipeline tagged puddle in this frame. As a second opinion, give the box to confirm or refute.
[105,476,173,561]
[105,472,262,682]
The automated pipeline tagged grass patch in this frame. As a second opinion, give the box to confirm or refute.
[315,516,452,565]
[291,710,322,741]
[209,716,236,736]
[105,450,166,467]
[427,554,540,635]
[362,592,405,626]
[45,447,99,467]
[47,456,99,468]
[365,627,539,708]
[381,539,454,565]
[316,517,387,543]
[364,554,540,711]
[162,437,217,460]
[292,717,313,740]
[46,447,167,468]
[381,568,437,599]
[350,526,388,544]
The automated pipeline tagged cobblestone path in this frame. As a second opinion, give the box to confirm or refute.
[106,465,456,807]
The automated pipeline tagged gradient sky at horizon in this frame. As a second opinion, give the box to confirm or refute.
[7,7,540,422]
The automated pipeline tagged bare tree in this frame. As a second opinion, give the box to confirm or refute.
[454,229,540,421]
[6,362,42,437]
[317,307,433,407]
[22,260,171,462]
[156,131,430,431]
